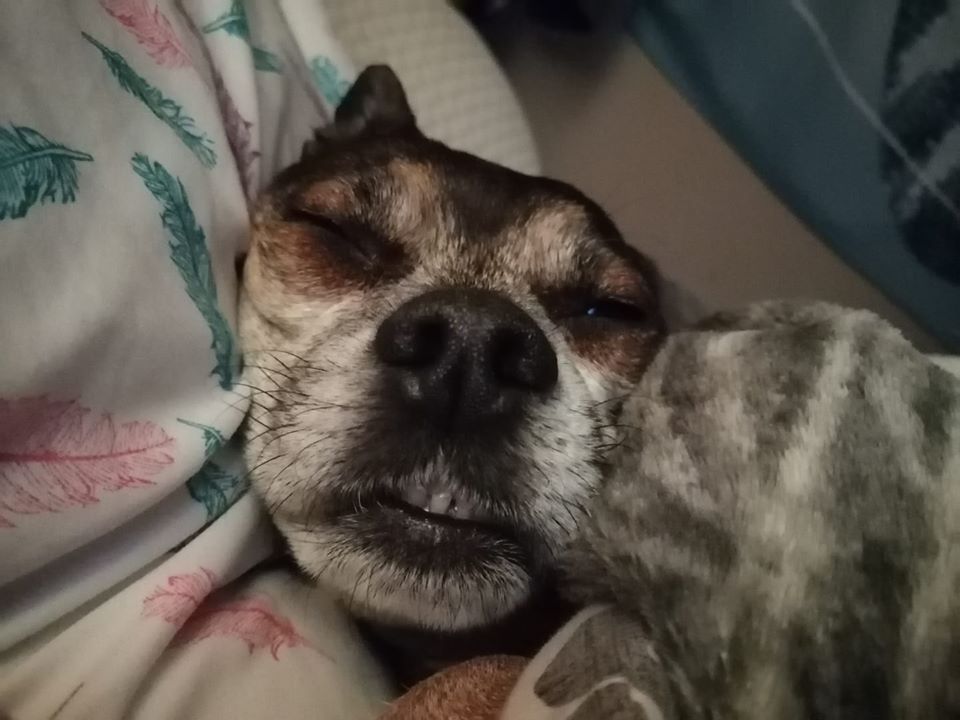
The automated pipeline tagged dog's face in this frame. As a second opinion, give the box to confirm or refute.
[240,66,663,632]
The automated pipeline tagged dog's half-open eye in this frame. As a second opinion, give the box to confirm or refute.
[545,287,662,377]
[543,290,650,329]
[582,298,648,324]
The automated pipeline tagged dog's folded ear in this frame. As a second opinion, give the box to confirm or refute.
[302,65,419,160]
[336,64,418,136]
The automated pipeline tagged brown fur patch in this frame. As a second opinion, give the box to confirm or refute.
[379,655,527,720]
[567,325,663,382]
[253,191,410,295]
[253,217,368,295]
[382,158,441,237]
[296,176,358,216]
[597,260,656,307]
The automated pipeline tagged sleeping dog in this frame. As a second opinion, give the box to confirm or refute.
[238,66,663,678]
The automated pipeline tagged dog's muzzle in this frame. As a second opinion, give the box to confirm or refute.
[370,287,558,519]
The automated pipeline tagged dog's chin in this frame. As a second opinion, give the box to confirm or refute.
[282,498,539,632]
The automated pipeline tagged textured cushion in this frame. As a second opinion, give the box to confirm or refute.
[325,0,541,175]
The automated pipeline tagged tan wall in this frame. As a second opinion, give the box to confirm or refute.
[492,23,937,349]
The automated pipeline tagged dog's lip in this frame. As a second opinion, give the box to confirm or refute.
[375,493,509,536]
[326,486,520,542]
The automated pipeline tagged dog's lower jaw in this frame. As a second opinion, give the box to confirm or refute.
[283,521,540,632]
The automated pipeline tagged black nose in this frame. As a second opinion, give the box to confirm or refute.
[374,288,558,428]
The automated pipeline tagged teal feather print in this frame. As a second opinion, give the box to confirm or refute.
[186,460,246,521]
[201,0,248,37]
[309,56,352,107]
[132,153,236,389]
[251,47,282,73]
[0,125,93,220]
[179,418,244,520]
[202,0,282,74]
[82,32,217,167]
[177,418,226,459]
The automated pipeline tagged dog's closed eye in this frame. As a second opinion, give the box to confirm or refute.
[284,205,406,280]
[537,288,660,377]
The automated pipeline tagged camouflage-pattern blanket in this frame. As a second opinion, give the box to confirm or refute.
[502,303,960,719]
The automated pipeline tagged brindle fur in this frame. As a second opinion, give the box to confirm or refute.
[239,66,663,635]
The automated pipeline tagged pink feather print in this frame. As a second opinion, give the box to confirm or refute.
[177,597,314,659]
[212,68,260,202]
[142,567,218,626]
[100,0,193,68]
[142,569,314,660]
[0,396,175,527]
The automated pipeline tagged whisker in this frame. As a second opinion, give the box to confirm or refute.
[244,421,298,444]
[240,365,304,386]
[231,383,307,403]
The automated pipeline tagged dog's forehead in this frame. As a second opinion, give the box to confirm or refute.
[299,153,621,289]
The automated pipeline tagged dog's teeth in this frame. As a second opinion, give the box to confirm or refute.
[428,491,453,515]
[402,484,428,508]
[402,483,473,520]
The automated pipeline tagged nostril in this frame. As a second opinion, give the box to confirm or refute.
[377,289,558,428]
[491,327,558,393]
[414,319,447,367]
[491,330,524,387]
[375,315,448,368]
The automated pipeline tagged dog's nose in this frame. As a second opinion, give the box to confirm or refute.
[374,288,558,427]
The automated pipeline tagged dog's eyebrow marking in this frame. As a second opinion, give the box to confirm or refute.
[386,158,436,192]
[383,158,441,236]
[595,258,655,303]
[297,178,357,215]
[499,205,587,286]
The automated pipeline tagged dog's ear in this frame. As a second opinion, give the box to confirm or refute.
[302,65,418,160]
[335,65,417,136]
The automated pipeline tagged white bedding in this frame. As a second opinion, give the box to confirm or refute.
[0,2,393,717]
[0,2,543,717]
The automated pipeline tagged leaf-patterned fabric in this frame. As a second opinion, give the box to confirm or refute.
[0,126,95,221]
[0,1,393,718]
